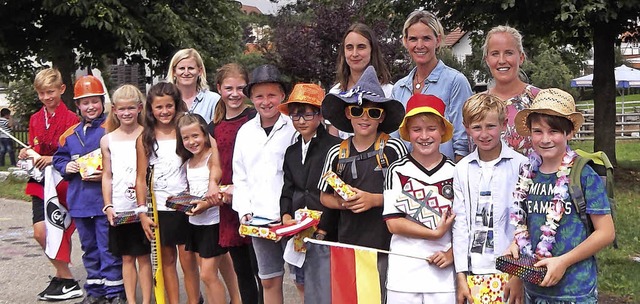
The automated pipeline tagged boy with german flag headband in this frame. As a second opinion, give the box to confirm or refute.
[318,66,408,300]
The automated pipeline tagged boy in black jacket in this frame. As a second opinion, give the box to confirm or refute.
[278,83,340,300]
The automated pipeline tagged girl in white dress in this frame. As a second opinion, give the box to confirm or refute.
[101,84,150,304]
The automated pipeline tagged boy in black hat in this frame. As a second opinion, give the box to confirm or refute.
[232,64,297,304]
[317,66,408,300]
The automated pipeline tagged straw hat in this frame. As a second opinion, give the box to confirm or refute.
[278,83,325,116]
[399,94,453,142]
[321,66,404,133]
[514,88,584,136]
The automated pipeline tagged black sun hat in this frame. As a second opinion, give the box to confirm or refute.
[243,64,288,97]
[321,66,405,133]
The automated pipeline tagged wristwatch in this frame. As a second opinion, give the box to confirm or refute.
[313,231,326,240]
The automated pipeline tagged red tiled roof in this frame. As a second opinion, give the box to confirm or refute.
[241,5,262,15]
[443,28,465,47]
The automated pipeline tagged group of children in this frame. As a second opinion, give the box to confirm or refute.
[21,59,613,304]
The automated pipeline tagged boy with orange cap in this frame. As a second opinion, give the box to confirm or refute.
[18,68,81,301]
[278,83,341,300]
[53,75,125,304]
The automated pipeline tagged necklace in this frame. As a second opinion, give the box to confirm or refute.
[510,148,577,259]
[414,73,429,90]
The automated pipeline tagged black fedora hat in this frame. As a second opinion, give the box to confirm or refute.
[322,66,404,133]
[243,64,288,97]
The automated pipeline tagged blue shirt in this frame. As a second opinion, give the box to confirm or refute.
[190,89,221,124]
[391,60,473,160]
[52,115,106,218]
[524,165,610,302]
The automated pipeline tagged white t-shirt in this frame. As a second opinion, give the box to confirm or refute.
[149,139,188,211]
[108,134,138,212]
[186,154,219,226]
[382,154,456,293]
[469,158,500,274]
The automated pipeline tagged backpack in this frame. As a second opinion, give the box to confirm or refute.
[567,149,618,248]
[336,132,390,179]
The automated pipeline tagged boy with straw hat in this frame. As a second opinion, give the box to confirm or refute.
[508,88,614,303]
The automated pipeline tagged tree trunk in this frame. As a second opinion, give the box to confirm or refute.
[591,21,617,165]
[52,50,76,110]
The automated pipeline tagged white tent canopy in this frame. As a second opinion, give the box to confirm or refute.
[571,64,640,88]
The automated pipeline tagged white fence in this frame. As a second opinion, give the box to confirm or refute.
[575,100,640,140]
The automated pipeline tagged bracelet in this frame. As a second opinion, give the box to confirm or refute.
[134,205,149,215]
[102,204,114,214]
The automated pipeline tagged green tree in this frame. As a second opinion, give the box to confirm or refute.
[268,0,419,88]
[427,0,640,164]
[0,0,242,102]
[5,78,40,128]
[523,43,576,94]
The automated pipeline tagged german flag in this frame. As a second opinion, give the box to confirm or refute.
[304,239,383,304]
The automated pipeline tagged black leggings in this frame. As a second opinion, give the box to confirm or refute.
[229,244,263,304]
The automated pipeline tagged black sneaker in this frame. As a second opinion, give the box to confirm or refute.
[75,295,106,304]
[42,278,83,301]
[38,276,61,300]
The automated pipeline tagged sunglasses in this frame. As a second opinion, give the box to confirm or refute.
[290,111,319,121]
[348,106,384,119]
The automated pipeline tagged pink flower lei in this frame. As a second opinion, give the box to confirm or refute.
[510,147,577,259]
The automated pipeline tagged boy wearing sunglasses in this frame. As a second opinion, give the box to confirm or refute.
[277,83,341,300]
[318,66,408,300]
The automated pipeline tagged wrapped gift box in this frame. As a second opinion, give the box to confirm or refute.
[76,148,103,179]
[322,170,355,200]
[496,255,547,285]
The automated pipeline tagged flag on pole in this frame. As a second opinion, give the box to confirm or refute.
[43,166,75,263]
[304,239,389,304]
[330,245,381,303]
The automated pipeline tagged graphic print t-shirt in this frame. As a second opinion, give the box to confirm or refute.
[524,165,610,301]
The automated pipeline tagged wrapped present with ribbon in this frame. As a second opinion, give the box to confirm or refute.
[166,192,202,213]
[466,273,509,304]
[76,148,103,179]
[113,211,141,226]
[239,224,279,241]
[294,208,323,221]
[322,170,355,200]
[496,255,547,285]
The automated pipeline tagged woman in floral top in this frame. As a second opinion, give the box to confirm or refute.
[483,25,539,156]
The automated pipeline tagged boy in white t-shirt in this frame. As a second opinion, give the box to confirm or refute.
[382,94,456,303]
[452,93,527,303]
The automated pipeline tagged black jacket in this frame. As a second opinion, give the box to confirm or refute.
[280,125,340,239]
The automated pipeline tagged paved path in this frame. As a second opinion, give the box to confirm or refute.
[0,198,299,304]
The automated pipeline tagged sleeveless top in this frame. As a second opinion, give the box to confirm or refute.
[108,134,138,212]
[187,154,219,226]
[149,139,188,211]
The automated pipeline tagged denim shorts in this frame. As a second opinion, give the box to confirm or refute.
[252,236,286,279]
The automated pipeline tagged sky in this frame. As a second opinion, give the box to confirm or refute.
[239,0,292,15]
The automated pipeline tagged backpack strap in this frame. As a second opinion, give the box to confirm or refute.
[568,155,594,236]
[573,150,618,249]
[337,133,390,179]
[375,133,390,177]
[336,138,351,177]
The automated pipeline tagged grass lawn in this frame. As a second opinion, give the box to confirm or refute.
[570,140,640,302]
